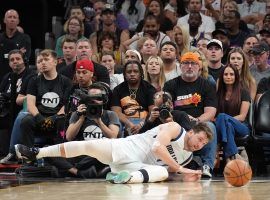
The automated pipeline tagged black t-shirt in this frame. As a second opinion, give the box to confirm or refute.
[69,110,120,140]
[0,31,31,80]
[208,65,224,81]
[257,77,270,95]
[26,74,72,116]
[111,80,156,119]
[59,60,110,85]
[222,89,250,117]
[164,77,217,118]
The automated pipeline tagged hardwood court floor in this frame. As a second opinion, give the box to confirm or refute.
[1,174,270,200]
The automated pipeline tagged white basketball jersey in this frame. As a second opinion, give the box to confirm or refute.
[124,125,193,167]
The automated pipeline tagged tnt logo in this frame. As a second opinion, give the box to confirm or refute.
[41,92,60,108]
[83,125,104,140]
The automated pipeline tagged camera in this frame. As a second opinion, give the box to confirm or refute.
[154,104,171,120]
[70,89,103,119]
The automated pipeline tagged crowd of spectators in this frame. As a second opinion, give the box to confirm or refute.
[1,0,270,179]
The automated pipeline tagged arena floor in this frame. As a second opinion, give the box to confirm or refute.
[1,173,270,200]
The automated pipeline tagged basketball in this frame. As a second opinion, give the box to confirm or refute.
[223,159,252,187]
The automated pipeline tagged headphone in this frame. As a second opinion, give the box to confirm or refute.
[88,82,109,104]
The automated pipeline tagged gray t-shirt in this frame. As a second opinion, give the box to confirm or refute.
[250,65,270,85]
[69,110,121,140]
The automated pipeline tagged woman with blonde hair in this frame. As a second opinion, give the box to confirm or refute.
[227,47,257,100]
[191,49,216,87]
[172,25,190,60]
[144,56,166,91]
[55,16,86,58]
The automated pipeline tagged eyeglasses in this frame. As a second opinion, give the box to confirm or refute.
[181,61,198,66]
[69,23,80,26]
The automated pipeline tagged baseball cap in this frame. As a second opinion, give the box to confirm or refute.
[207,39,223,49]
[101,4,115,15]
[249,42,270,55]
[212,29,228,38]
[76,59,94,72]
[181,52,200,64]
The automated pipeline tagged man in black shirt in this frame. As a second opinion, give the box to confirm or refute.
[0,9,31,80]
[59,38,110,85]
[164,52,217,178]
[19,50,72,148]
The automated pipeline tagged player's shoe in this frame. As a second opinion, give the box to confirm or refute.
[202,164,212,178]
[106,171,131,184]
[15,144,39,161]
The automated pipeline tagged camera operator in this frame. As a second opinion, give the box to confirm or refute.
[139,91,192,133]
[47,83,120,178]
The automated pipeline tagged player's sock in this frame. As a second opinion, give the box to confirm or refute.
[128,166,168,183]
[37,144,61,159]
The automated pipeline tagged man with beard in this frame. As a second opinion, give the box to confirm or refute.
[59,38,110,85]
[206,39,224,81]
[111,60,156,136]
[160,41,181,81]
[129,14,170,50]
[223,10,249,48]
[164,52,217,178]
[177,0,215,36]
[89,5,129,54]
[212,29,231,65]
[188,12,210,47]
[0,49,35,129]
[242,35,259,67]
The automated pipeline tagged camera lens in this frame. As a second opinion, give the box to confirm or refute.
[159,109,170,120]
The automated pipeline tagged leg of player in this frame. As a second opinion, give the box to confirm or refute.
[106,165,169,184]
[15,139,113,164]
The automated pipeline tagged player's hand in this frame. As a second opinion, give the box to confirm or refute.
[178,166,202,175]
[182,173,202,182]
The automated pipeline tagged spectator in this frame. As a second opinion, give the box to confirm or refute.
[55,16,86,58]
[188,11,210,47]
[256,73,270,101]
[144,56,166,91]
[56,36,77,72]
[89,5,130,54]
[18,49,72,148]
[123,49,142,65]
[191,49,216,87]
[228,47,257,100]
[242,35,259,66]
[59,38,110,85]
[160,41,181,81]
[116,0,146,32]
[171,25,191,59]
[223,10,249,47]
[0,9,31,80]
[126,14,171,51]
[177,0,215,36]
[212,29,231,65]
[100,51,124,90]
[0,52,42,164]
[136,0,174,34]
[250,41,270,84]
[259,26,270,47]
[139,38,159,64]
[196,37,210,58]
[164,52,218,178]
[215,65,251,163]
[111,60,156,136]
[206,39,224,81]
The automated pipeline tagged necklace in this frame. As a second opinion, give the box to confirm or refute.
[129,88,138,100]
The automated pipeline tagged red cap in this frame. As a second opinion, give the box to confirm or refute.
[76,59,94,72]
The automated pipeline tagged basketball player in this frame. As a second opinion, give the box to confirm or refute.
[15,122,213,183]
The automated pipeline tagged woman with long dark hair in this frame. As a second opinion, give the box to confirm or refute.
[215,64,250,162]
